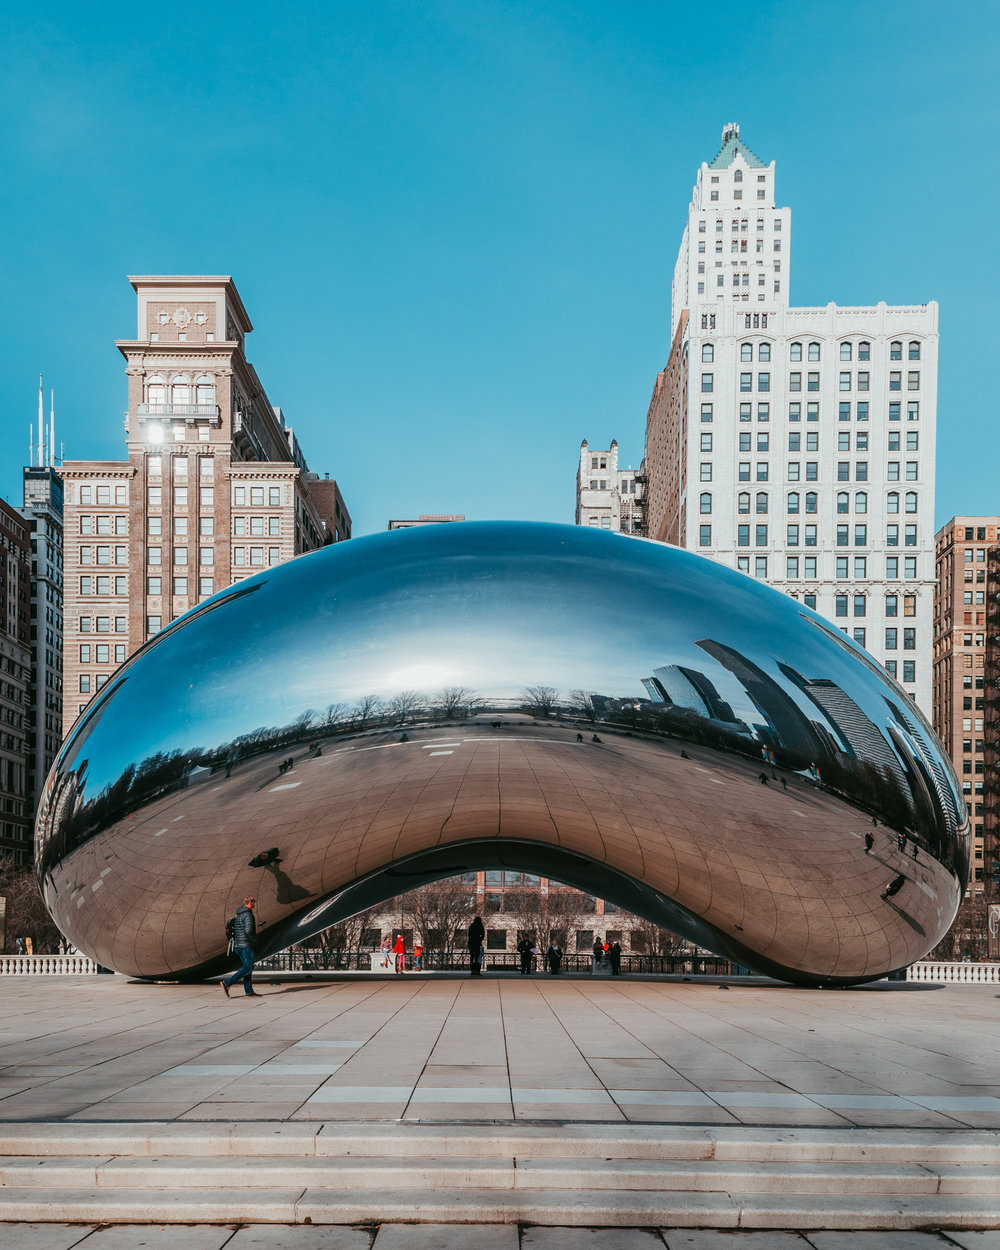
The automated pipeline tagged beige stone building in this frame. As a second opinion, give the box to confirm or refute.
[933,517,1000,892]
[61,276,351,738]
[575,440,645,535]
[387,515,465,530]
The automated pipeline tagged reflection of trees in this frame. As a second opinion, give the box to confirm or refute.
[299,903,384,954]
[434,687,482,718]
[353,694,383,731]
[387,690,424,726]
[928,895,990,961]
[628,916,686,956]
[569,690,600,724]
[0,855,63,953]
[523,686,558,718]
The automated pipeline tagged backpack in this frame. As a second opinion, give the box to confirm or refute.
[225,915,237,952]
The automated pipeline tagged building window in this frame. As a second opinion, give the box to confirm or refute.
[789,342,802,361]
[805,492,817,514]
[755,557,767,578]
[786,523,799,545]
[857,372,869,392]
[700,463,712,482]
[788,403,800,422]
[758,372,770,392]
[702,373,714,393]
[701,433,712,452]
[700,492,712,514]
[837,492,849,514]
[738,525,750,547]
[889,371,901,391]
[789,372,801,391]
[839,372,851,391]
[902,661,915,683]
[147,616,161,635]
[699,525,711,546]
[702,344,714,362]
[755,524,768,546]
[835,595,848,617]
[756,463,768,481]
[739,463,750,481]
[786,556,799,578]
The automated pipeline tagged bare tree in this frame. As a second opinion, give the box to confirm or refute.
[523,685,558,718]
[502,882,590,948]
[387,690,424,726]
[0,856,63,954]
[399,877,479,949]
[628,915,684,956]
[434,687,482,718]
[305,903,385,954]
[929,896,991,962]
[352,694,383,730]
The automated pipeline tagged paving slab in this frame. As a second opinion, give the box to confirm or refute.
[71,1229,237,1250]
[372,1226,518,1249]
[943,1235,1000,1250]
[0,1228,95,1250]
[522,1230,666,1249]
[226,1229,373,1249]
[805,1236,955,1249]
[661,1235,809,1250]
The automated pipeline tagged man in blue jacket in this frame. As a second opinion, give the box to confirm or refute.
[220,896,262,998]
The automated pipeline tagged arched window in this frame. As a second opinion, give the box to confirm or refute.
[700,492,712,514]
[805,492,818,514]
[890,340,902,360]
[840,342,852,361]
[738,492,751,515]
[789,342,802,361]
[908,340,921,360]
[858,341,870,360]
[195,375,216,407]
[905,491,918,514]
[756,492,768,514]
[855,491,868,514]
[702,344,714,362]
[758,342,771,362]
[837,492,849,514]
[170,375,191,405]
[787,492,799,514]
[887,491,899,514]
[808,342,821,361]
[734,169,743,183]
[146,375,166,406]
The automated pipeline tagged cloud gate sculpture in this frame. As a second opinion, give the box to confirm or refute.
[36,522,968,985]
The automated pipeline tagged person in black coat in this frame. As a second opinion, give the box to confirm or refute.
[468,915,486,976]
[609,941,622,976]
[517,935,534,975]
[546,941,562,975]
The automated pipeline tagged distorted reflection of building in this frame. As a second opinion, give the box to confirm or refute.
[642,664,737,723]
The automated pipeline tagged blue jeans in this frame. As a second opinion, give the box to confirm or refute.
[223,945,255,994]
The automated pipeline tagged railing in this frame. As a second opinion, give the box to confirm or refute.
[257,950,736,976]
[136,404,220,418]
[0,955,98,975]
[906,961,1000,983]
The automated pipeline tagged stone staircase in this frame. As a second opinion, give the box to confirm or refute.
[1,1121,999,1229]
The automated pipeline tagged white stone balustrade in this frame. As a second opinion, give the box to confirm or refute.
[907,960,1000,983]
[0,954,98,976]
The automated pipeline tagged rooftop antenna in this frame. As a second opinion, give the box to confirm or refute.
[49,388,55,468]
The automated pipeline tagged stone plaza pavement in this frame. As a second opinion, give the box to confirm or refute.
[2,972,1000,1243]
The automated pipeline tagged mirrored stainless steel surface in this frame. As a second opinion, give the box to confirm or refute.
[36,522,968,984]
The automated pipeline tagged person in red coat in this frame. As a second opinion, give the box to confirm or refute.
[393,934,406,975]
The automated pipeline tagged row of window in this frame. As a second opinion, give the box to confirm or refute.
[79,515,127,535]
[147,455,215,477]
[149,487,215,508]
[232,548,282,567]
[78,485,128,505]
[701,371,921,393]
[234,516,282,536]
[78,546,128,565]
[149,517,214,536]
[79,644,127,664]
[146,485,284,508]
[700,400,920,422]
[78,576,127,596]
[79,616,127,633]
[695,530,922,577]
[701,489,921,514]
[145,377,215,405]
[146,577,213,596]
[701,341,921,363]
[729,523,904,547]
[147,548,215,566]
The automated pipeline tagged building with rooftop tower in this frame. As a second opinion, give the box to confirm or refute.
[644,124,937,714]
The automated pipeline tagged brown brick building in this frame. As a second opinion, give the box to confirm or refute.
[932,516,1000,892]
[61,276,351,738]
[0,500,32,858]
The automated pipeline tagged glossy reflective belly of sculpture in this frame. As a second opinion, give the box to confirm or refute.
[36,522,968,984]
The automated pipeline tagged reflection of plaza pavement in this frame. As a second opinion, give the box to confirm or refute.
[50,723,958,981]
[1,974,998,1128]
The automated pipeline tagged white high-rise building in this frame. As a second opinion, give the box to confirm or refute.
[645,124,937,714]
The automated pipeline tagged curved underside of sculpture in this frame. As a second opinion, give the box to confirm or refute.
[36,522,968,985]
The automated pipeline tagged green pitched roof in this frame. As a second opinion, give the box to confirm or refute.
[709,131,766,170]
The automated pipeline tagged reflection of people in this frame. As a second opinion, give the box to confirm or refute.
[414,942,423,971]
[379,936,392,970]
[880,873,906,901]
[546,941,562,974]
[25,937,33,956]
[864,832,874,854]
[593,937,603,965]
[220,896,261,998]
[468,916,485,977]
[393,933,406,974]
[517,936,533,975]
[15,936,25,955]
[610,941,622,976]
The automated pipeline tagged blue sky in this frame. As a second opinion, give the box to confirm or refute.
[1,1,997,536]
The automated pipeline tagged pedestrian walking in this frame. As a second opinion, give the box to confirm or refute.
[393,933,406,974]
[468,915,486,977]
[414,942,423,971]
[592,937,604,967]
[546,941,562,975]
[517,935,534,975]
[610,941,622,976]
[220,896,262,998]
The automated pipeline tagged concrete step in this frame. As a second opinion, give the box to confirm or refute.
[2,1185,1000,1230]
[3,1121,1000,1164]
[2,1153,999,1196]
